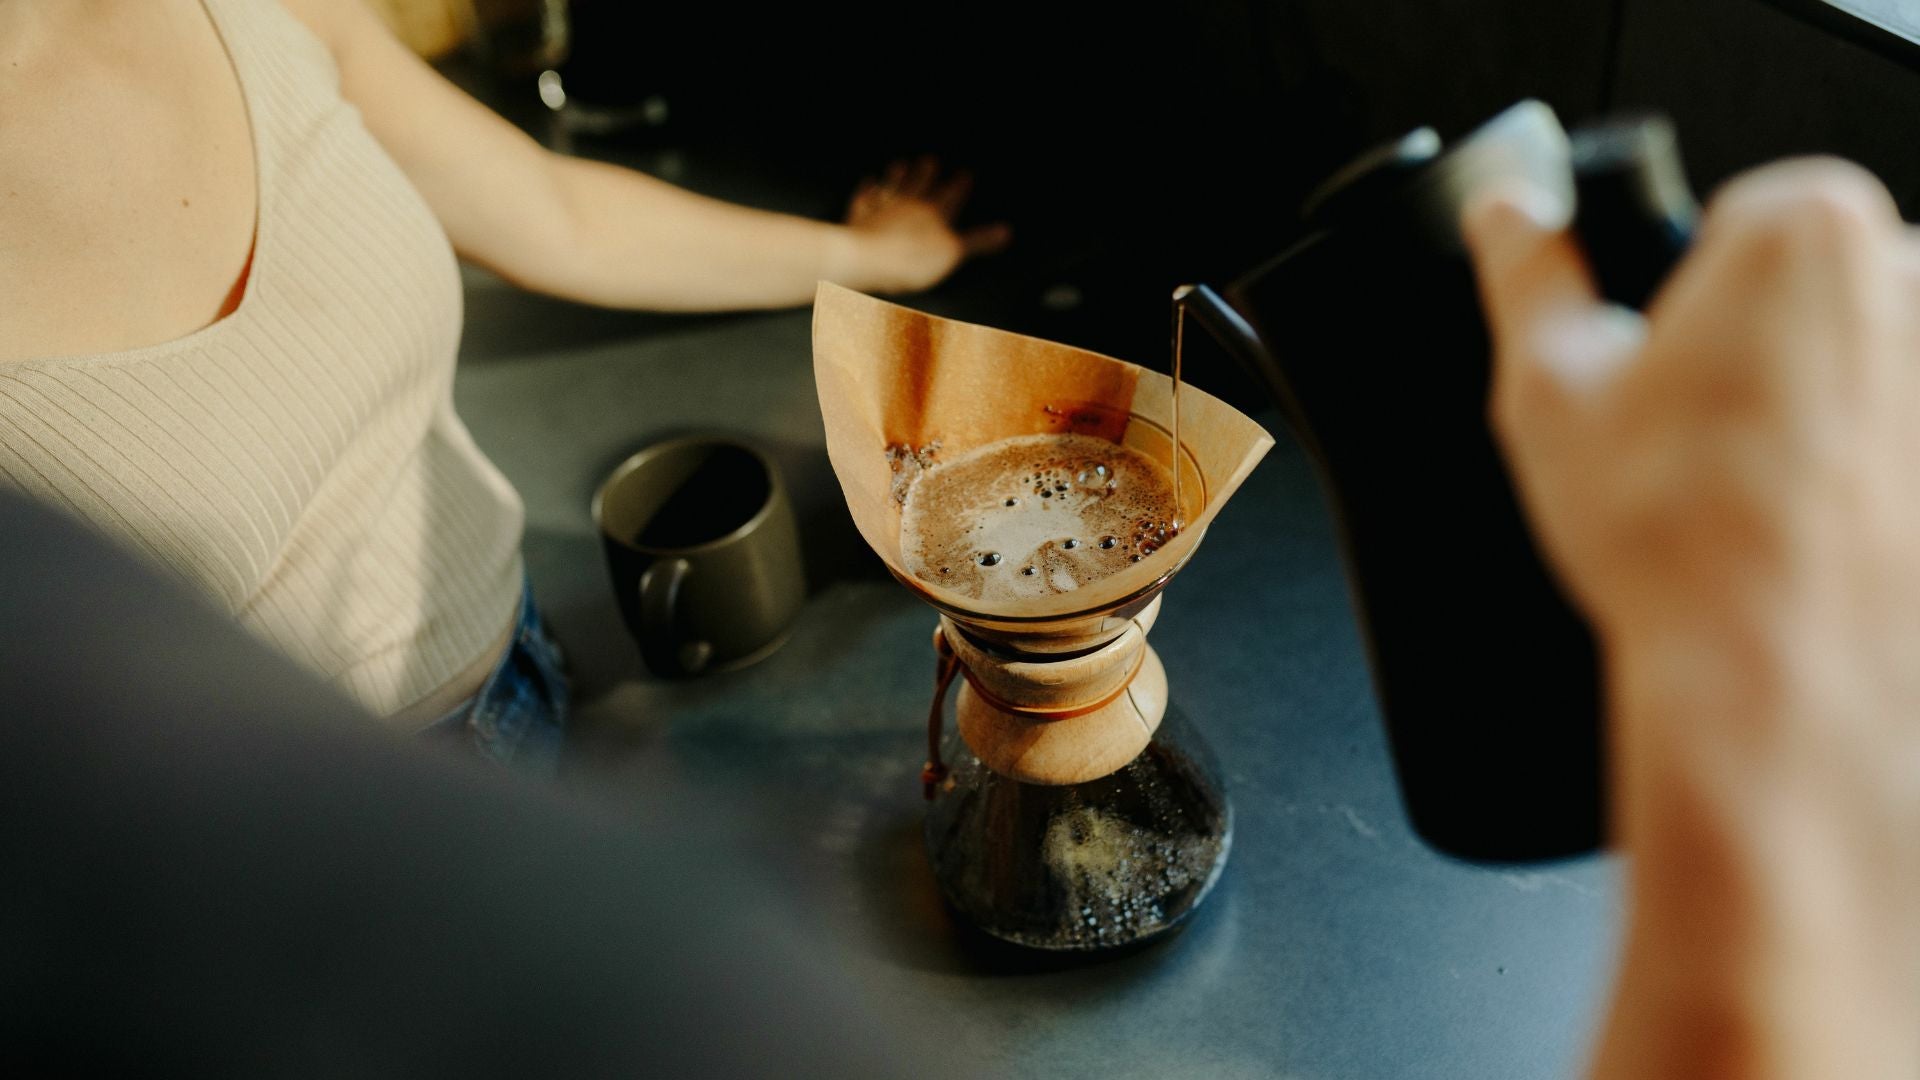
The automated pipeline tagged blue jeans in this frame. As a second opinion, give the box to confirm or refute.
[424,578,570,775]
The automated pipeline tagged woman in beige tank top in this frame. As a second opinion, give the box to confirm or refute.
[0,0,1006,769]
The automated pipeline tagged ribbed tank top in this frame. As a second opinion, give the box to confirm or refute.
[0,0,524,719]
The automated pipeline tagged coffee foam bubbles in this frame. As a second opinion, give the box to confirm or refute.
[900,433,1181,606]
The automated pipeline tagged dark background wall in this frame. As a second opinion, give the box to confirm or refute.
[1614,0,1920,211]
[546,0,1920,389]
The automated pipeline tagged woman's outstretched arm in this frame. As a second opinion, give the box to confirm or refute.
[281,0,1008,311]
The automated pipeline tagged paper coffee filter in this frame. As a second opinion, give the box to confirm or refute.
[813,282,1274,620]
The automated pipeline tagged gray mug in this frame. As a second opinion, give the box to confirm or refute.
[592,437,804,676]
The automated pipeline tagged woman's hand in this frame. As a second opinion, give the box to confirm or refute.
[1465,159,1920,1079]
[845,156,1012,295]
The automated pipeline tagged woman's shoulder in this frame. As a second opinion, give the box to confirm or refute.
[0,0,258,364]
[272,0,378,69]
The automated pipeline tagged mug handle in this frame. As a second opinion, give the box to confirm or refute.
[638,557,709,677]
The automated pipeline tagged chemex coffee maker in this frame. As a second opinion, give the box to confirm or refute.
[1183,100,1698,862]
[812,100,1699,956]
[814,282,1273,952]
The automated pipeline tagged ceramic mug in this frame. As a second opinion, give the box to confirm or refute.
[592,436,803,676]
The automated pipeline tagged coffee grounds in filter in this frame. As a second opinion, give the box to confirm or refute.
[900,433,1181,605]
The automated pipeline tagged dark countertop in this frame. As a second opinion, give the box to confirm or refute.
[448,131,1621,1080]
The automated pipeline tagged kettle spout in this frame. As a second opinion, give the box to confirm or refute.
[1173,284,1262,369]
[1174,283,1301,429]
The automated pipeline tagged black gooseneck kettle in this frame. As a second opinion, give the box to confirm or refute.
[1182,101,1699,861]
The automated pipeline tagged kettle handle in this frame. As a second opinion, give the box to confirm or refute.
[1569,116,1699,310]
